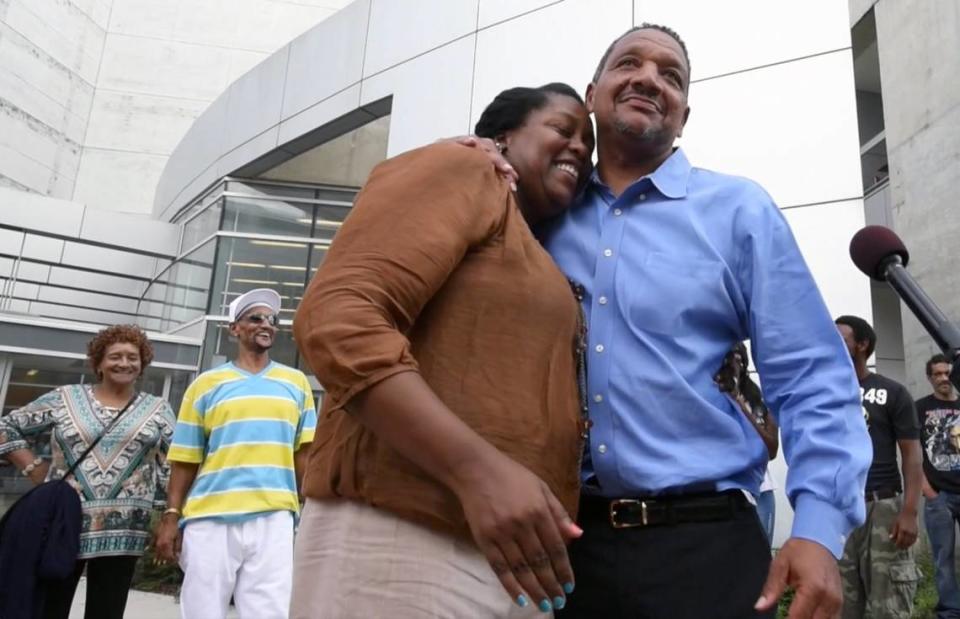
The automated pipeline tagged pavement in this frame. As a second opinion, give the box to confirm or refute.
[68,579,239,619]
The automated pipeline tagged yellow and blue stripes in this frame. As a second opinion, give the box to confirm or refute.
[169,362,317,523]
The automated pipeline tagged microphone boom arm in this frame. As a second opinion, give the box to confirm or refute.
[882,256,960,390]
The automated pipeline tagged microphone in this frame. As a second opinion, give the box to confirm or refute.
[850,225,960,389]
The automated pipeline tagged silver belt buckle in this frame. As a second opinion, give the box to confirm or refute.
[609,499,648,528]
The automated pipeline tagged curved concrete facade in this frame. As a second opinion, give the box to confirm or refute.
[0,0,351,214]
[157,0,874,548]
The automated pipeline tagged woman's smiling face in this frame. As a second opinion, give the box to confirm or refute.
[97,341,141,386]
[501,94,594,225]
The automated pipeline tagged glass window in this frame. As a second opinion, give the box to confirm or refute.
[138,367,194,413]
[181,196,223,252]
[221,197,315,238]
[139,367,167,399]
[2,355,91,416]
[141,239,214,331]
[225,181,315,201]
[312,203,348,244]
[208,236,310,317]
[166,370,193,413]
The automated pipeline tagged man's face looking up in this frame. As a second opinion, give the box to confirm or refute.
[586,28,691,154]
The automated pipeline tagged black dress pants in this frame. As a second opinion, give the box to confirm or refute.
[558,494,775,619]
[40,555,139,619]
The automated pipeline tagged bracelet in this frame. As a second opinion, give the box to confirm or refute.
[21,457,43,477]
[162,507,182,518]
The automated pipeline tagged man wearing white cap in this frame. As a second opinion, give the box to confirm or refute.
[155,288,317,619]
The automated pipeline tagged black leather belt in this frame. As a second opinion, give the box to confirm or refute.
[865,488,900,503]
[579,491,749,529]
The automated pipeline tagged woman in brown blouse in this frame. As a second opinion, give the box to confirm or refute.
[292,83,594,618]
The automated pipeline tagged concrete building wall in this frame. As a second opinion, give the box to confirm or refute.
[0,0,109,197]
[872,0,960,396]
[0,0,351,213]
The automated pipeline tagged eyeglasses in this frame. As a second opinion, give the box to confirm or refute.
[243,313,279,326]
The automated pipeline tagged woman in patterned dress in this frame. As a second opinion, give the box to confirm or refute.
[0,324,176,619]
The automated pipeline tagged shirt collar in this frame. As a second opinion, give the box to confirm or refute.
[587,147,691,199]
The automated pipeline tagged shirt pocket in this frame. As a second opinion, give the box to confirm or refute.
[617,251,727,335]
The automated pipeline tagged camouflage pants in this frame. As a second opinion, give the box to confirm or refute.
[839,495,920,619]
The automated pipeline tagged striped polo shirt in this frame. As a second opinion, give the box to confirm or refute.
[168,361,317,524]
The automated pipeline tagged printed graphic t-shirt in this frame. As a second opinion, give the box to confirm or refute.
[916,395,960,494]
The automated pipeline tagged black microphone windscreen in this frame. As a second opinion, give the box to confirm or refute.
[849,225,910,281]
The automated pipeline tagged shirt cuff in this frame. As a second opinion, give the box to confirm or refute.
[0,439,29,457]
[790,493,858,559]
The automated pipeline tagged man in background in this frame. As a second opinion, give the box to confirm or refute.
[835,315,922,618]
[917,353,960,618]
[155,288,317,619]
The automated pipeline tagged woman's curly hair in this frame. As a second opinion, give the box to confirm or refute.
[87,324,154,379]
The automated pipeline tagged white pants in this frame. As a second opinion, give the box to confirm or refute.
[180,510,294,619]
[290,499,548,619]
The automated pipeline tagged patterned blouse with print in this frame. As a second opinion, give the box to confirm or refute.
[0,384,176,558]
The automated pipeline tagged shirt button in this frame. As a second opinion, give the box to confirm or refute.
[598,296,608,305]
[598,444,607,454]
[594,394,603,403]
[603,249,613,257]
[595,344,604,353]
[638,193,646,201]
[613,208,623,216]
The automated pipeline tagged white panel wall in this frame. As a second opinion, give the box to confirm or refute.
[477,0,558,28]
[363,0,476,77]
[361,36,477,157]
[633,0,850,81]
[783,201,870,320]
[471,0,632,131]
[681,51,862,208]
[281,0,370,120]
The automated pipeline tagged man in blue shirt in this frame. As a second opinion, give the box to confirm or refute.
[533,24,872,618]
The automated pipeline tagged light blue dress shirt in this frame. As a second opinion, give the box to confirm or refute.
[538,148,872,557]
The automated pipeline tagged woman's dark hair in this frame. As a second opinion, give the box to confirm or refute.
[87,324,154,379]
[474,82,584,139]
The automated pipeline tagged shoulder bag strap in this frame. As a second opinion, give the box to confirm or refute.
[64,392,140,480]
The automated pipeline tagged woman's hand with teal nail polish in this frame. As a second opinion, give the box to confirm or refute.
[563,582,575,594]
[516,594,528,608]
[553,596,566,610]
[538,599,553,613]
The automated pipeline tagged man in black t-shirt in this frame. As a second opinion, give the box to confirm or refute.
[835,315,923,618]
[917,353,960,617]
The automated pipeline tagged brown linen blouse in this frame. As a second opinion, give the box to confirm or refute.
[293,142,582,539]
